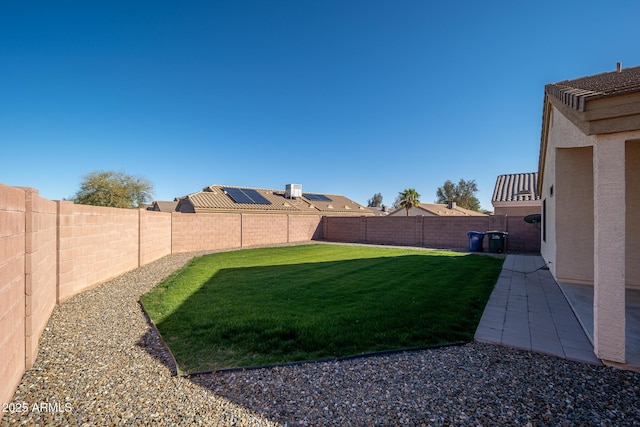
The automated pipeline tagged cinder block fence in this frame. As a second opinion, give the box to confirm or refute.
[0,184,322,407]
[323,215,540,253]
[0,183,539,406]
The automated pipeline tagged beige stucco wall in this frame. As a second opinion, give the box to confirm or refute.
[556,147,594,284]
[627,140,640,289]
[493,202,540,217]
[540,106,597,281]
[540,103,640,363]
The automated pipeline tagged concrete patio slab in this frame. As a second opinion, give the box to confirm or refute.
[475,254,602,366]
[559,282,640,368]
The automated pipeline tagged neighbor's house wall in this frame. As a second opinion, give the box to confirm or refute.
[493,202,541,217]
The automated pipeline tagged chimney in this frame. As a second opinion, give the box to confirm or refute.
[447,201,456,209]
[617,61,622,72]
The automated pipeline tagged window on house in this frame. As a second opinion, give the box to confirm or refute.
[542,199,547,242]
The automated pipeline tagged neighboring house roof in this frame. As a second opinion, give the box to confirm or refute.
[367,206,391,216]
[492,173,540,204]
[150,201,178,212]
[176,185,373,215]
[389,203,486,217]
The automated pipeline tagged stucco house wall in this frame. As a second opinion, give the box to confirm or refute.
[538,65,640,365]
[540,108,597,283]
[493,204,540,217]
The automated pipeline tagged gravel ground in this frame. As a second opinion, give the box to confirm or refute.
[2,252,640,426]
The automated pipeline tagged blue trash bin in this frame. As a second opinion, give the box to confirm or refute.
[467,231,486,252]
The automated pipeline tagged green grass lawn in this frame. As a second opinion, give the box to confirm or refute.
[141,244,504,373]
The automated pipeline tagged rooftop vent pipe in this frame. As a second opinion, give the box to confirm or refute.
[617,61,622,72]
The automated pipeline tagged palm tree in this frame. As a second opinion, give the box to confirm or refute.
[398,188,420,216]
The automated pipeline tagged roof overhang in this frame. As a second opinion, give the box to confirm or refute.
[538,88,640,194]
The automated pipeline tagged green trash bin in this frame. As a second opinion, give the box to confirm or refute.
[486,231,508,253]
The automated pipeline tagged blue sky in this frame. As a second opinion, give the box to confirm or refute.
[2,1,639,210]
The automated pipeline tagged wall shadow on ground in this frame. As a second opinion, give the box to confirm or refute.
[140,252,504,376]
[136,304,180,376]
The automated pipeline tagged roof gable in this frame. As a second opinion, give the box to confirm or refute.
[151,201,178,212]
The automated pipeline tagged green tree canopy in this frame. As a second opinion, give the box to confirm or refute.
[435,178,481,211]
[367,192,383,207]
[73,170,154,208]
[396,188,420,216]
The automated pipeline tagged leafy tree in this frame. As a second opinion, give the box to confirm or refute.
[73,170,154,208]
[367,192,383,207]
[396,188,420,216]
[435,178,481,211]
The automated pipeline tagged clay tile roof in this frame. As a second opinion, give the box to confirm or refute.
[492,173,540,203]
[418,203,486,216]
[180,185,372,215]
[545,65,640,111]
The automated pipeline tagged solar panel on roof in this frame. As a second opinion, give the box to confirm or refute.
[223,188,252,203]
[223,188,272,205]
[304,193,332,201]
[242,189,271,204]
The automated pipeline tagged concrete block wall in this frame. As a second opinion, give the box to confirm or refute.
[139,210,172,265]
[170,213,323,251]
[1,183,330,407]
[1,181,543,407]
[371,216,425,246]
[171,213,242,253]
[0,184,27,409]
[422,216,505,249]
[242,214,288,247]
[322,216,363,243]
[505,216,542,253]
[288,215,323,242]
[323,215,540,253]
[57,202,140,303]
[23,188,57,369]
